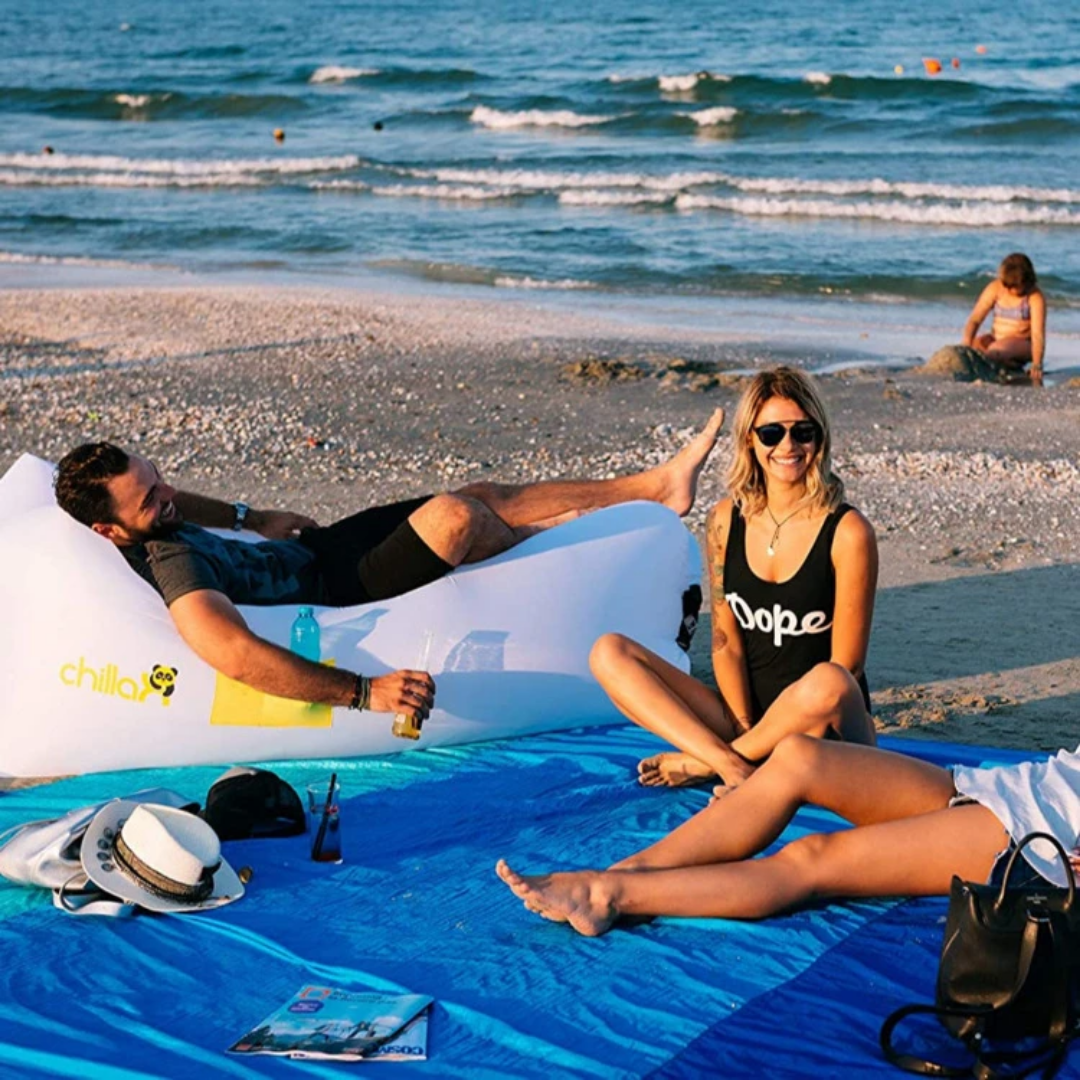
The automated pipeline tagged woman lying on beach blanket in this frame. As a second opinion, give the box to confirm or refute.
[590,366,877,790]
[962,252,1046,387]
[496,735,1080,936]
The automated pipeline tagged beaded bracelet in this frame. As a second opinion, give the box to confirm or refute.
[348,674,371,711]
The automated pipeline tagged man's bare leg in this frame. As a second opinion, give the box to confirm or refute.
[406,494,524,567]
[455,408,725,527]
[406,496,584,569]
[406,409,726,572]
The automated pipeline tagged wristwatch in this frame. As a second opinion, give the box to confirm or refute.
[232,501,250,532]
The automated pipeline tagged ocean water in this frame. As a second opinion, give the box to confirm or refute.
[2,0,1079,314]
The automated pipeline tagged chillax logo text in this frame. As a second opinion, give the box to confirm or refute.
[59,658,180,706]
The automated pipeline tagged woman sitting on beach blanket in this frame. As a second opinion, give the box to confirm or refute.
[496,736,1080,937]
[962,252,1046,387]
[590,366,877,790]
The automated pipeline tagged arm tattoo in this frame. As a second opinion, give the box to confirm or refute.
[711,614,729,653]
[706,505,726,596]
[706,506,729,651]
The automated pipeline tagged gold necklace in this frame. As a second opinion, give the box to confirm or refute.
[765,502,804,557]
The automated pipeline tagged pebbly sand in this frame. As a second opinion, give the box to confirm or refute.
[2,280,1079,770]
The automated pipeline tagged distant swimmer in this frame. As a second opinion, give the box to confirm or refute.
[962,252,1046,386]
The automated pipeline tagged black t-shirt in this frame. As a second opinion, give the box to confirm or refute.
[121,523,325,607]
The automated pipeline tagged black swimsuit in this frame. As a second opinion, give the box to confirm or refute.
[723,503,871,721]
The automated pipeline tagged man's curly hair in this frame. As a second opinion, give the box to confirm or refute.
[54,442,130,526]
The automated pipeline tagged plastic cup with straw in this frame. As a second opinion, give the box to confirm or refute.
[309,772,341,863]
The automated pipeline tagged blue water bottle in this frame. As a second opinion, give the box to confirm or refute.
[290,606,321,662]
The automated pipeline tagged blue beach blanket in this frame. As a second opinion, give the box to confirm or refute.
[0,729,1070,1080]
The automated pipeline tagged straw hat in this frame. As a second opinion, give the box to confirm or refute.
[81,801,244,913]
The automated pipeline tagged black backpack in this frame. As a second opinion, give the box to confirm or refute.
[881,833,1080,1080]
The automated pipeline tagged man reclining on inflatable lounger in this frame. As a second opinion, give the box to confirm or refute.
[53,411,723,724]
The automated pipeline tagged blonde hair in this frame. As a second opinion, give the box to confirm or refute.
[726,366,843,516]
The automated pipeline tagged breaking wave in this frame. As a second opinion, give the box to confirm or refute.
[469,106,617,129]
[308,65,379,83]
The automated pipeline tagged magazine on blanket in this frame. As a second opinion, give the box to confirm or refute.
[228,985,433,1062]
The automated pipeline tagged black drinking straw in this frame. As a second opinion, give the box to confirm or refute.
[311,772,337,860]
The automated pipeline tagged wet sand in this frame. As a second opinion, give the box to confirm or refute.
[2,281,1078,766]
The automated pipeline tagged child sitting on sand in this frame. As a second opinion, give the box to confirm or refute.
[962,252,1046,386]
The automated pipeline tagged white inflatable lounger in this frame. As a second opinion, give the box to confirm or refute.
[0,454,700,778]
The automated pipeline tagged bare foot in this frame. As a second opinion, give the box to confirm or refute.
[637,752,716,788]
[495,859,618,937]
[715,754,757,789]
[655,408,725,517]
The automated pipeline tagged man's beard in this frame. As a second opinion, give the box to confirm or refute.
[147,517,182,539]
[127,507,183,543]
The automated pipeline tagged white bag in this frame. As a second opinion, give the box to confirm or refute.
[52,872,138,918]
[0,788,196,915]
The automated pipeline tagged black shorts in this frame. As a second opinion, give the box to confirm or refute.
[298,495,452,606]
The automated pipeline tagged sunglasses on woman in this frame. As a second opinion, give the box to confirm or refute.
[753,419,821,447]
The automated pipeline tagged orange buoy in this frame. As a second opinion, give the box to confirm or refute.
[923,58,942,75]
[975,44,987,54]
[273,128,285,142]
[951,57,961,69]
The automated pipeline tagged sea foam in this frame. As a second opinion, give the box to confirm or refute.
[0,169,265,189]
[370,182,520,201]
[114,93,158,109]
[469,106,613,129]
[658,73,702,92]
[559,190,672,206]
[10,153,1074,215]
[406,166,729,192]
[674,194,1080,226]
[493,274,595,290]
[309,65,378,83]
[0,152,361,178]
[681,107,738,126]
[658,71,730,91]
[0,250,153,269]
[717,173,1080,203]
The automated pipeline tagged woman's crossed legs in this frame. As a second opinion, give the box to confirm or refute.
[589,633,875,789]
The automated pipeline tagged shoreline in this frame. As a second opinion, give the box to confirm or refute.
[4,260,1079,378]
[2,277,1079,760]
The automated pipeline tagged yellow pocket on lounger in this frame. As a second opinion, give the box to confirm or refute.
[210,662,335,728]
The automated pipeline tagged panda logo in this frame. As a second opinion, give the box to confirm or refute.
[143,664,179,705]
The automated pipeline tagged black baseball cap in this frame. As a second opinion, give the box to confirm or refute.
[201,767,305,841]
